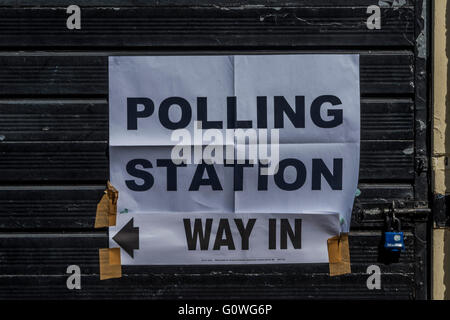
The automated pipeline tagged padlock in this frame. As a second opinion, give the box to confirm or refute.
[384,215,405,252]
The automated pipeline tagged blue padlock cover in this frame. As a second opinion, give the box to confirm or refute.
[384,232,405,251]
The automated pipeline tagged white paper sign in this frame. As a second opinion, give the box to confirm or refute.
[108,55,360,265]
[109,213,341,265]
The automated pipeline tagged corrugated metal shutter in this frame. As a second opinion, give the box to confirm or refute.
[0,0,430,299]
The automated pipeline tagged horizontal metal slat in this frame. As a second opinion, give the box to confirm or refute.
[0,6,414,48]
[0,98,413,142]
[0,183,413,229]
[0,232,416,299]
[0,51,414,98]
[0,140,413,182]
[0,52,414,96]
[0,0,416,7]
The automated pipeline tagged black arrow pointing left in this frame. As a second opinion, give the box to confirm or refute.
[112,218,139,258]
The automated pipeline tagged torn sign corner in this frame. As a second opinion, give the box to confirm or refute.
[327,233,351,276]
[95,181,119,228]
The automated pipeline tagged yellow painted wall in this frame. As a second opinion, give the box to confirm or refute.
[433,0,450,300]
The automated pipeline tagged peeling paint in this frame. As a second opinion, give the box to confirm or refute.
[395,0,407,8]
[378,0,407,9]
[213,4,266,11]
[403,147,414,155]
[260,13,288,23]
[417,119,426,131]
[292,13,341,27]
[416,0,427,58]
[212,5,230,11]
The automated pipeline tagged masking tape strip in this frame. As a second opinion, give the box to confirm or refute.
[327,233,351,276]
[99,247,122,280]
[95,181,118,228]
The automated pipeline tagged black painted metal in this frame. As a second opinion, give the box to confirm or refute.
[0,0,430,299]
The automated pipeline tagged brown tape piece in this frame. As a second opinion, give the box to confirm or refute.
[327,233,351,276]
[99,248,122,280]
[95,181,118,228]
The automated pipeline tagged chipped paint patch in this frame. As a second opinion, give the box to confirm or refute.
[417,0,427,58]
[378,0,407,9]
[417,119,426,131]
[259,13,288,22]
[403,147,414,155]
[378,1,390,7]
